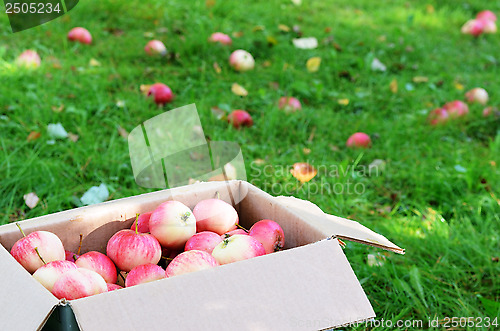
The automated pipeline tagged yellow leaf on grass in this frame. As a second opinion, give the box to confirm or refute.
[140,84,152,96]
[267,36,278,45]
[338,98,349,105]
[390,79,398,93]
[27,131,41,141]
[413,76,428,83]
[426,4,435,14]
[278,24,290,32]
[306,57,321,72]
[252,25,265,32]
[213,62,221,74]
[290,162,317,183]
[205,0,215,7]
[231,83,248,97]
[454,82,464,90]
[89,58,101,67]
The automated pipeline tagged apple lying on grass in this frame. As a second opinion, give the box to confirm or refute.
[75,251,118,284]
[67,27,92,44]
[427,108,449,125]
[184,231,223,254]
[443,100,469,118]
[11,225,66,273]
[209,32,232,45]
[147,83,174,105]
[227,110,253,129]
[461,19,485,36]
[144,40,167,56]
[212,234,265,265]
[465,87,489,105]
[193,199,239,235]
[249,220,285,254]
[229,50,255,72]
[32,260,78,292]
[125,263,165,287]
[52,268,107,300]
[477,10,497,23]
[165,250,219,277]
[16,50,41,69]
[346,132,372,148]
[278,97,302,113]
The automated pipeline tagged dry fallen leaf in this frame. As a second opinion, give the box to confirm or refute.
[213,62,221,74]
[51,104,65,113]
[253,158,266,166]
[205,0,216,7]
[27,131,41,141]
[290,162,317,183]
[23,192,39,209]
[89,58,101,67]
[140,84,152,96]
[266,36,278,45]
[252,25,265,32]
[454,81,464,90]
[211,106,226,120]
[231,83,248,97]
[306,57,321,72]
[426,4,435,14]
[232,31,244,38]
[278,24,290,32]
[412,76,428,83]
[293,37,318,49]
[303,147,311,155]
[390,79,398,93]
[262,60,272,67]
[338,98,349,105]
[117,126,128,138]
[68,133,79,142]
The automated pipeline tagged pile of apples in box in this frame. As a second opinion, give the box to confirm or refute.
[10,198,284,300]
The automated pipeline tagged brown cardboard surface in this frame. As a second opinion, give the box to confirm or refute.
[0,243,59,331]
[274,196,405,254]
[70,239,374,331]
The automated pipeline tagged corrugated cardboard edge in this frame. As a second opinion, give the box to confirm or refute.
[274,196,405,254]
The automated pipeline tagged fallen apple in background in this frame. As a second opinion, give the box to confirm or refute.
[346,132,372,148]
[32,260,78,292]
[209,32,232,45]
[149,201,197,249]
[476,10,497,23]
[482,20,497,33]
[125,263,165,287]
[443,100,469,118]
[461,19,485,36]
[211,234,266,265]
[184,231,223,254]
[11,226,66,274]
[278,97,302,113]
[227,110,253,129]
[131,212,152,233]
[67,27,92,44]
[144,40,167,56]
[16,50,41,69]
[193,199,239,235]
[165,250,219,277]
[147,83,174,105]
[465,87,489,105]
[106,229,162,272]
[427,108,449,126]
[248,220,285,254]
[52,268,107,300]
[75,251,118,284]
[229,49,255,72]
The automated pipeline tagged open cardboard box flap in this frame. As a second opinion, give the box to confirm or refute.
[0,180,403,330]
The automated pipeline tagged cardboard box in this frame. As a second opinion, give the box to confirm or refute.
[0,180,403,331]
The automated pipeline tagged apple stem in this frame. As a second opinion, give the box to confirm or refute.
[77,234,83,256]
[15,222,26,237]
[214,191,220,200]
[161,256,174,261]
[134,214,140,235]
[34,247,47,265]
[118,271,126,283]
[235,223,248,232]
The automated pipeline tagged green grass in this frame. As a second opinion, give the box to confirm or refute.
[1,0,499,329]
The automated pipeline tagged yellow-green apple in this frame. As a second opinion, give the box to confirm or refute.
[165,250,219,277]
[248,220,285,254]
[209,32,232,45]
[228,110,253,129]
[229,50,255,72]
[346,132,372,148]
[278,97,302,113]
[443,100,469,118]
[125,263,166,287]
[16,50,41,69]
[106,283,123,291]
[147,83,174,105]
[131,212,152,233]
[184,231,222,254]
[427,108,449,125]
[149,201,196,249]
[193,199,238,235]
[211,234,265,265]
[67,27,92,44]
[75,251,117,284]
[106,229,162,272]
[11,228,65,273]
[52,268,107,300]
[465,88,489,105]
[144,40,167,56]
[32,260,78,292]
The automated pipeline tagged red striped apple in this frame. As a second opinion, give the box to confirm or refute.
[477,10,497,23]
[32,260,78,292]
[131,212,152,233]
[106,283,123,291]
[165,250,219,277]
[184,231,222,254]
[52,268,107,300]
[67,27,92,44]
[11,227,65,273]
[461,19,485,36]
[248,220,285,254]
[209,32,232,45]
[193,199,238,235]
[149,201,196,249]
[75,251,117,284]
[106,229,162,272]
[144,40,167,56]
[229,50,255,72]
[212,234,265,265]
[125,263,165,287]
[147,83,174,105]
[346,132,372,148]
[228,110,253,129]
